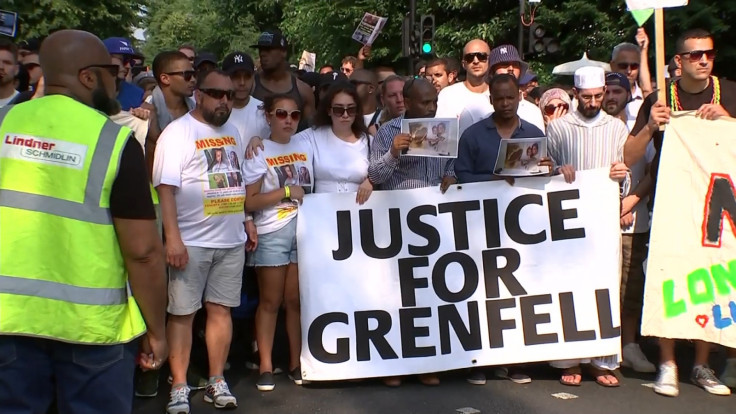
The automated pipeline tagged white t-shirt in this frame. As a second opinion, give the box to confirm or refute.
[229,97,270,146]
[435,82,489,119]
[0,90,19,108]
[152,113,247,248]
[622,100,654,235]
[297,126,370,194]
[243,137,314,235]
[363,111,380,127]
[458,95,546,135]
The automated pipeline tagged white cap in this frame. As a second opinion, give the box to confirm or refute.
[574,66,606,89]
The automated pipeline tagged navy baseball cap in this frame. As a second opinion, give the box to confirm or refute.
[222,52,255,74]
[489,44,529,78]
[103,37,142,58]
[605,72,631,93]
[194,52,218,69]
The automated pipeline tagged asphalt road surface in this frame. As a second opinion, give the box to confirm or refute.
[133,338,736,414]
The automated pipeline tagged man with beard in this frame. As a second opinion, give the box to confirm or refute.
[0,39,19,107]
[222,51,270,148]
[425,57,458,94]
[0,29,168,414]
[436,39,491,119]
[602,72,658,375]
[546,66,629,387]
[624,28,736,399]
[251,31,315,131]
[154,69,252,413]
[104,37,145,111]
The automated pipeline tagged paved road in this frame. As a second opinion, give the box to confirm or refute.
[133,339,736,414]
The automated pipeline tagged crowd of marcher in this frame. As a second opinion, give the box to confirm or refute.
[1,18,736,414]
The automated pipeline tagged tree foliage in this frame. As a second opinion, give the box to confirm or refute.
[142,0,261,61]
[7,0,145,41]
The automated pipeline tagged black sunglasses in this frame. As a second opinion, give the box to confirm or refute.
[79,64,119,78]
[199,88,235,100]
[331,106,357,117]
[271,109,301,121]
[463,52,489,64]
[165,70,196,81]
[678,49,716,62]
[616,62,640,70]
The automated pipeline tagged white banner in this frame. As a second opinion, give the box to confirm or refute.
[642,115,736,346]
[297,169,622,381]
[626,0,688,10]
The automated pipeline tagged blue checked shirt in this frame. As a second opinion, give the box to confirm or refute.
[368,115,455,190]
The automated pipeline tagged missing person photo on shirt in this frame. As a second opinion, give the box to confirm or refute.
[276,163,313,194]
[494,137,549,177]
[400,118,459,158]
[205,147,233,173]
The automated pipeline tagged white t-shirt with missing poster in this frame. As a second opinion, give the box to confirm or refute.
[243,137,314,235]
[296,126,370,194]
[229,97,271,146]
[153,113,247,248]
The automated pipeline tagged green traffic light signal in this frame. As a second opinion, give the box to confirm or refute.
[422,42,432,54]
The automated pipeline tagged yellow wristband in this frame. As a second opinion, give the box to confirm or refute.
[284,186,291,199]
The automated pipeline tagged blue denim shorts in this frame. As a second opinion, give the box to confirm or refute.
[247,217,297,267]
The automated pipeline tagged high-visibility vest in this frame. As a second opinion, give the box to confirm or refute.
[0,95,147,344]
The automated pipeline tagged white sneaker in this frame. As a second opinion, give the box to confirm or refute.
[204,379,238,408]
[654,363,679,397]
[720,358,736,388]
[622,343,657,373]
[166,385,191,414]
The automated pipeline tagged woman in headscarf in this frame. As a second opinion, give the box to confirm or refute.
[539,88,572,128]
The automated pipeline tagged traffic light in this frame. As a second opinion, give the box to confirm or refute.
[420,15,435,56]
[401,15,422,58]
[527,22,560,55]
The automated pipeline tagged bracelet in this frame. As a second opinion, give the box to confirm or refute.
[284,186,291,199]
[244,214,253,222]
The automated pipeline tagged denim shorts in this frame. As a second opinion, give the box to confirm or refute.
[247,217,298,267]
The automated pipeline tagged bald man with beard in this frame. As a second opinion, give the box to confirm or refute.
[0,30,168,414]
[436,39,491,119]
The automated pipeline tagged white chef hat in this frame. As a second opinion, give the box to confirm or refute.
[574,66,606,89]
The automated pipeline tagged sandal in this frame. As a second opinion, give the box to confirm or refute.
[559,366,582,386]
[589,366,620,388]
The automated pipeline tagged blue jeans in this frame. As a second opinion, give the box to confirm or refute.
[0,335,138,414]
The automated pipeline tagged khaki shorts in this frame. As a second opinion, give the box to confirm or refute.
[167,245,245,315]
[621,233,649,314]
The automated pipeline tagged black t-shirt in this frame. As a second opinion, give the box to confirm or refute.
[110,137,156,220]
[631,78,736,177]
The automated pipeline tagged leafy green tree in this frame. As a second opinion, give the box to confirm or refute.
[7,0,145,41]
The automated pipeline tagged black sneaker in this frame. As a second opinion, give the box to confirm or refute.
[289,367,303,386]
[257,372,275,392]
[466,369,486,385]
[135,369,159,398]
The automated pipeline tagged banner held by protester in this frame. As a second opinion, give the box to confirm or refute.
[297,169,622,381]
[642,115,736,346]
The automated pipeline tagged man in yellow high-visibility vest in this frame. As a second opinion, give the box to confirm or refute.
[0,30,168,414]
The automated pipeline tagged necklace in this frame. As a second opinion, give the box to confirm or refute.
[670,76,720,111]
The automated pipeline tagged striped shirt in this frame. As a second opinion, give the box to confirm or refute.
[547,110,628,170]
[368,115,455,190]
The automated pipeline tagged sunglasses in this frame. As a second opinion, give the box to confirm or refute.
[271,109,302,121]
[165,70,196,81]
[463,52,489,64]
[544,103,569,116]
[679,49,716,62]
[79,64,120,78]
[200,88,235,100]
[331,106,357,117]
[616,62,640,70]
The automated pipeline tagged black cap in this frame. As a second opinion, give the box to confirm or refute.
[489,45,529,77]
[18,38,41,53]
[194,52,218,69]
[605,72,631,92]
[222,52,255,74]
[252,31,288,49]
[319,71,348,89]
